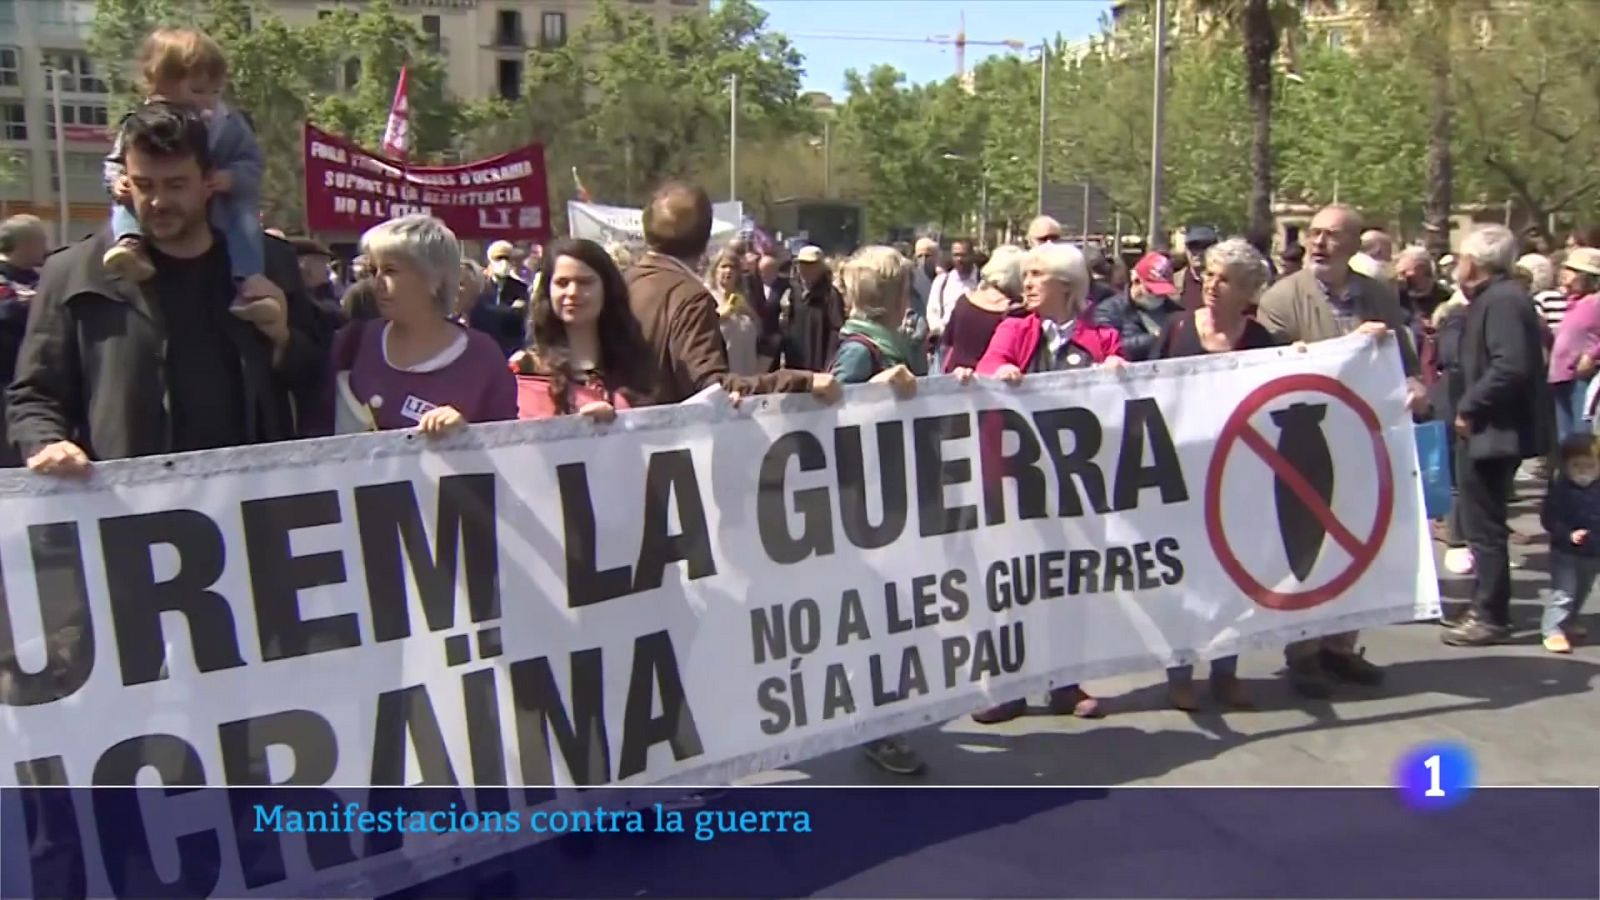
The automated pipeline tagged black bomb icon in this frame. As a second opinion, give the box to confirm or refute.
[1269,402,1335,581]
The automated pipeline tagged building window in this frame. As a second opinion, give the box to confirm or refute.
[496,10,522,47]
[0,1,14,28]
[1,102,25,140]
[0,47,18,88]
[35,1,93,31]
[1326,27,1344,50]
[669,0,697,5]
[45,102,110,140]
[497,58,522,101]
[541,12,566,48]
[49,151,105,194]
[343,58,362,89]
[45,51,108,94]
[422,15,442,52]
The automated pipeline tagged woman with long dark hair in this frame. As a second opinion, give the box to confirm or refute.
[510,238,646,421]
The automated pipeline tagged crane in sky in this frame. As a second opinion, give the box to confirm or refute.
[787,14,1027,80]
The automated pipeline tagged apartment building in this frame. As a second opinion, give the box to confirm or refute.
[0,0,117,240]
[271,0,702,103]
[0,0,704,241]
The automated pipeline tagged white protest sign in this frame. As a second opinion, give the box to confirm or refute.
[0,335,1437,897]
[568,200,742,251]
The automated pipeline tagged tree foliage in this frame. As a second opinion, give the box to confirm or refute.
[89,0,473,230]
[463,0,812,231]
[83,0,1600,246]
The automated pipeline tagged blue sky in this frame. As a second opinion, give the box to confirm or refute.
[752,0,1114,97]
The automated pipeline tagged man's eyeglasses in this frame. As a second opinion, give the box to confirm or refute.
[1036,234,1063,244]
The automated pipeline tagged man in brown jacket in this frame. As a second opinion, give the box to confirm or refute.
[1256,204,1428,700]
[625,182,839,405]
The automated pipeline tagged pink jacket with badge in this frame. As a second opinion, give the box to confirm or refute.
[976,310,1124,376]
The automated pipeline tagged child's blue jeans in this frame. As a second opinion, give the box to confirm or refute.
[110,192,263,283]
[1543,550,1600,637]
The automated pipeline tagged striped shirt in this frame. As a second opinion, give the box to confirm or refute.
[1536,290,1569,329]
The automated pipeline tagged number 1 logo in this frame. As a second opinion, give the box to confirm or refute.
[1397,742,1475,810]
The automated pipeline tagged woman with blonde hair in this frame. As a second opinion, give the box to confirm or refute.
[830,245,926,388]
[708,246,763,375]
[830,245,929,775]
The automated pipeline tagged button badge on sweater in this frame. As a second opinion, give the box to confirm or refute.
[401,395,437,423]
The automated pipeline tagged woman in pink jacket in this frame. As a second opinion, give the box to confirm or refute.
[966,240,1125,724]
[975,241,1125,380]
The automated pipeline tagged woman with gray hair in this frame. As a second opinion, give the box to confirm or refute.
[330,215,516,436]
[1150,238,1279,710]
[968,241,1125,726]
[974,241,1125,382]
[936,244,1027,373]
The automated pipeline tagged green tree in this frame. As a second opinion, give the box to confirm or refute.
[1452,0,1600,241]
[309,0,457,157]
[467,0,810,231]
[89,0,469,230]
[1273,42,1431,222]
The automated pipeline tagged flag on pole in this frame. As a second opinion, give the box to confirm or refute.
[381,67,411,161]
[572,167,592,203]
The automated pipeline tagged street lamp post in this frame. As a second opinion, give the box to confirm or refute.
[728,73,738,202]
[46,65,69,245]
[1036,42,1049,217]
[1148,0,1167,249]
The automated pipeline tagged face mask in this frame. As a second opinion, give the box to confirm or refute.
[488,259,510,278]
[1133,290,1167,310]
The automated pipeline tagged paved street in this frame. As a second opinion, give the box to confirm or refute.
[777,483,1600,788]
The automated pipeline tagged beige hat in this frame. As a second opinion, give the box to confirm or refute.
[796,245,824,263]
[1564,246,1600,277]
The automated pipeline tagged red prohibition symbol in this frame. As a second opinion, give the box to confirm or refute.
[1204,373,1396,611]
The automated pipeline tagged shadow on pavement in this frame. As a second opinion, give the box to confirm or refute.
[794,653,1600,787]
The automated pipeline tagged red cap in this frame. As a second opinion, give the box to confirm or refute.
[1133,252,1177,296]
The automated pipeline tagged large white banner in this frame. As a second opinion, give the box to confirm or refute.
[0,334,1437,896]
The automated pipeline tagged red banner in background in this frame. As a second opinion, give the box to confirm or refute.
[302,124,550,241]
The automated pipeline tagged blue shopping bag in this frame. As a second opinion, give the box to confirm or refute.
[1415,419,1452,519]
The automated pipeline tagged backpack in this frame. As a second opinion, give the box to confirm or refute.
[827,333,885,378]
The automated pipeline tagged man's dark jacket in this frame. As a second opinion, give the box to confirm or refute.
[1092,291,1182,362]
[1451,274,1551,462]
[5,229,330,461]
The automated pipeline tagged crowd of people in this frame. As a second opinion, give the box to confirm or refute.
[0,25,1593,780]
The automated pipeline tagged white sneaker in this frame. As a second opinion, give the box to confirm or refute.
[1443,547,1474,575]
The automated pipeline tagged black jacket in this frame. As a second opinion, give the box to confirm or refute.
[5,229,329,462]
[490,274,530,308]
[1092,291,1183,362]
[0,260,39,467]
[1451,275,1550,462]
[778,275,845,372]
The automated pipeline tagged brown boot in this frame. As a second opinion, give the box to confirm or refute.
[1047,685,1103,718]
[1211,674,1255,710]
[1167,680,1199,712]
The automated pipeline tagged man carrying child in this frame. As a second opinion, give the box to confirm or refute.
[101,27,280,310]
